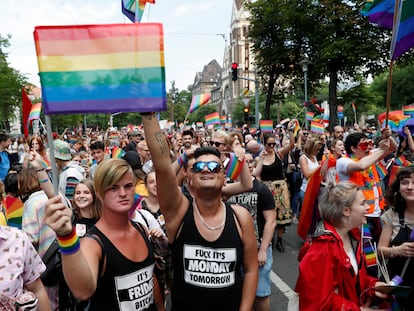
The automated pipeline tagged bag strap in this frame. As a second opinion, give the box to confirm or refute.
[42,239,59,263]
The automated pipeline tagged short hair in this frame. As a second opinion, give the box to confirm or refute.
[344,132,366,154]
[73,179,102,220]
[319,181,359,227]
[18,168,41,201]
[4,173,19,196]
[0,133,10,143]
[94,159,134,201]
[193,147,220,160]
[386,165,414,213]
[182,130,194,138]
[212,130,230,145]
[90,141,105,151]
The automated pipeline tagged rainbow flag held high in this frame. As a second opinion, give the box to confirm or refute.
[189,93,211,113]
[196,122,204,128]
[205,112,220,126]
[34,23,166,115]
[311,121,324,134]
[305,111,314,121]
[260,120,273,132]
[313,114,323,123]
[220,115,227,123]
[361,0,394,29]
[225,153,244,181]
[27,103,42,129]
[112,145,126,159]
[376,161,388,179]
[362,223,377,267]
[403,104,414,116]
[122,0,156,23]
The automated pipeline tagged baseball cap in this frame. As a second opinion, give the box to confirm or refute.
[54,139,72,161]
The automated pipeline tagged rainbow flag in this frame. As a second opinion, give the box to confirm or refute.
[220,115,227,123]
[205,112,220,126]
[362,223,377,267]
[313,114,323,123]
[376,161,388,179]
[122,0,155,23]
[225,121,233,129]
[311,121,324,134]
[34,23,166,115]
[361,0,394,29]
[3,196,24,229]
[225,153,244,181]
[189,93,211,113]
[112,145,126,159]
[305,111,314,121]
[293,120,300,137]
[27,103,42,129]
[403,104,414,116]
[260,120,273,132]
[196,122,203,128]
[352,102,357,113]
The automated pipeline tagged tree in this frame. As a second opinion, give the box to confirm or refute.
[246,0,392,131]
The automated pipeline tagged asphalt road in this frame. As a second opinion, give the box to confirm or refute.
[270,223,303,310]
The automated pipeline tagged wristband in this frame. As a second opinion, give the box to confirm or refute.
[177,152,188,167]
[57,228,80,255]
[38,178,49,183]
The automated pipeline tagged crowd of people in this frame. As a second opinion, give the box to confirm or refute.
[0,117,413,310]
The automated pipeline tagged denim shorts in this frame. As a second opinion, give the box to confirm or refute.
[256,247,273,297]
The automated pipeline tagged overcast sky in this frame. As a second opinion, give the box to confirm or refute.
[0,0,233,91]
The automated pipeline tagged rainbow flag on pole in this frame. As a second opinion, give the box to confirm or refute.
[27,103,42,129]
[311,121,324,134]
[189,93,211,113]
[112,145,126,159]
[34,23,166,115]
[205,112,220,126]
[305,111,314,121]
[260,120,273,132]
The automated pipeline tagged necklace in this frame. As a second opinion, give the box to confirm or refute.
[194,201,226,231]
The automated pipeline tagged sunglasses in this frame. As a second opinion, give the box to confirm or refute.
[266,143,276,147]
[357,140,373,151]
[210,141,225,147]
[192,161,222,173]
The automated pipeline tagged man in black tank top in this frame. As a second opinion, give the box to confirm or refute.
[142,113,259,311]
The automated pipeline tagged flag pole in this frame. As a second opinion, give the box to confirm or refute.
[45,115,59,194]
[385,60,394,129]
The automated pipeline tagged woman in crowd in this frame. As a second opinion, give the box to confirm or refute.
[0,225,51,310]
[299,137,323,202]
[320,138,345,186]
[44,158,164,310]
[378,165,414,310]
[295,182,388,310]
[23,136,51,171]
[253,123,295,252]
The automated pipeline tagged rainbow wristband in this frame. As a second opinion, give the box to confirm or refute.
[177,152,188,167]
[57,228,80,255]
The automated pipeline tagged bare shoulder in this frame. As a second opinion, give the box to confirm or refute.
[228,203,252,224]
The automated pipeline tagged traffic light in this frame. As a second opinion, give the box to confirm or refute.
[243,105,249,122]
[231,63,238,81]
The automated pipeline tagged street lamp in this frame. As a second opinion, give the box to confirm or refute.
[299,58,310,129]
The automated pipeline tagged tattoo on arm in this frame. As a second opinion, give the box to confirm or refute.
[154,131,170,156]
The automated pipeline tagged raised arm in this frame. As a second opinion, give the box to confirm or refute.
[141,113,188,242]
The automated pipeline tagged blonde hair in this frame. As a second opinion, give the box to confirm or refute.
[303,138,323,157]
[212,130,230,145]
[319,181,359,227]
[93,159,134,201]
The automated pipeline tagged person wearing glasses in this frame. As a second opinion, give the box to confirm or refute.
[336,130,396,275]
[253,122,296,253]
[141,113,258,311]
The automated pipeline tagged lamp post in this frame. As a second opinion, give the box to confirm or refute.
[299,58,310,129]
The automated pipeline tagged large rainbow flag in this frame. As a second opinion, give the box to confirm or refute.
[34,23,166,115]
[205,112,220,126]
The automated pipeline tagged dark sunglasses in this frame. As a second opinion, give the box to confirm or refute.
[210,141,224,147]
[192,161,222,173]
[266,143,276,147]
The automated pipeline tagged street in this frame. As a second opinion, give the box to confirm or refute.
[270,223,303,310]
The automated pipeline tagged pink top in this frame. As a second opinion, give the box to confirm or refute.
[0,226,45,298]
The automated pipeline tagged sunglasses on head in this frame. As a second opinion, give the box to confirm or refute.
[192,161,222,173]
[266,143,276,147]
[210,141,224,147]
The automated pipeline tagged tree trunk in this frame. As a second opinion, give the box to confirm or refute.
[264,73,277,120]
[328,69,338,133]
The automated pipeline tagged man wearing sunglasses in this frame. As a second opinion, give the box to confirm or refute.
[142,113,258,311]
[336,130,397,274]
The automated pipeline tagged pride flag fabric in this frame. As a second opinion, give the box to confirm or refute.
[403,104,414,116]
[122,0,155,23]
[22,87,32,138]
[352,102,357,113]
[189,93,211,113]
[260,120,273,132]
[34,23,166,115]
[225,153,244,181]
[27,103,42,129]
[205,112,220,126]
[311,121,324,134]
[361,0,394,29]
[305,111,314,121]
[112,145,126,159]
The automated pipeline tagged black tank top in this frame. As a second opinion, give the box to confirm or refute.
[88,222,157,311]
[261,152,284,181]
[170,202,244,311]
